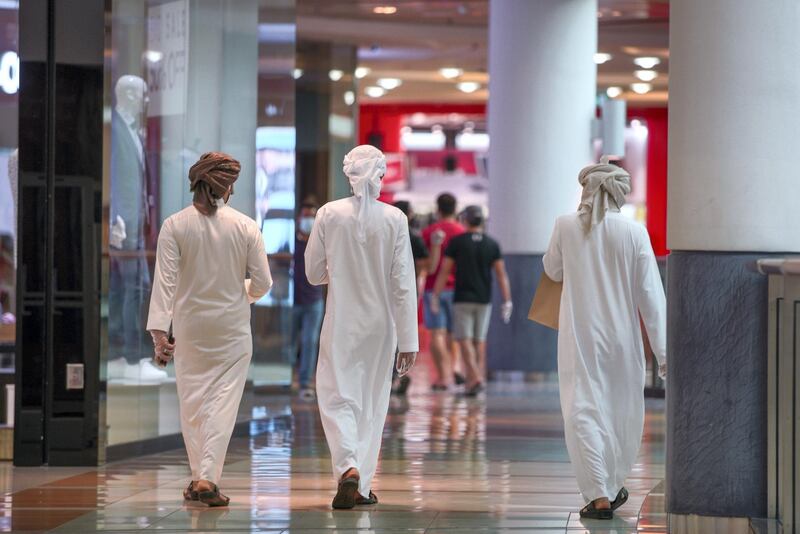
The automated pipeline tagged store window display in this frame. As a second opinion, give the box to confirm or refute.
[105,0,296,451]
[0,4,17,433]
[108,74,165,382]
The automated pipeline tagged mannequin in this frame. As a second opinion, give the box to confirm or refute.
[108,75,165,382]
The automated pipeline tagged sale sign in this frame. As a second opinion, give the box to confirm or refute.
[146,0,189,117]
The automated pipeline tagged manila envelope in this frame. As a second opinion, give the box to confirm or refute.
[528,272,563,330]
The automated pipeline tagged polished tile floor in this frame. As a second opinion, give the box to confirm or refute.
[0,374,668,533]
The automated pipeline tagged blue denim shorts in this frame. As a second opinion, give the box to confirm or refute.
[423,290,455,332]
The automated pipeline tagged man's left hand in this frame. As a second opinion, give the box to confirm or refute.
[396,352,417,377]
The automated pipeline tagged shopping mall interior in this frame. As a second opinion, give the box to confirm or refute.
[0,0,797,532]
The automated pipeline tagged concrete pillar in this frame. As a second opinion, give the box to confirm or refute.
[666,0,800,518]
[487,0,597,373]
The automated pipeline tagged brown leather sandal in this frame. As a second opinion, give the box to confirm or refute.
[355,491,378,505]
[197,483,230,507]
[332,474,360,509]
[183,481,199,501]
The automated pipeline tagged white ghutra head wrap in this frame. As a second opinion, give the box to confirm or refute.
[577,155,632,232]
[343,144,386,243]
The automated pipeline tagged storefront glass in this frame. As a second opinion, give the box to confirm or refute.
[104,0,295,451]
[0,2,18,429]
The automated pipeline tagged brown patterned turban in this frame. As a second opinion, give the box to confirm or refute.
[188,152,241,216]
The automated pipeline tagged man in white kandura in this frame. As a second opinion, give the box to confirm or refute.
[147,152,272,507]
[543,156,666,520]
[305,145,419,509]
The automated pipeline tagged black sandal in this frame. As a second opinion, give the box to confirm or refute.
[332,475,359,509]
[183,481,199,501]
[579,500,613,520]
[355,491,378,505]
[611,487,629,510]
[197,483,230,507]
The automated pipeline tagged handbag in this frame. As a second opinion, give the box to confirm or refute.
[528,272,563,330]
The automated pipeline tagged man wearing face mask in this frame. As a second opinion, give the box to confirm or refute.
[292,197,324,401]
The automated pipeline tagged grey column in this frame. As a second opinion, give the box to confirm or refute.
[486,0,596,373]
[666,0,800,517]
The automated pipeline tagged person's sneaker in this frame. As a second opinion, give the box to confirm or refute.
[107,357,129,380]
[129,358,169,383]
[453,372,466,385]
[299,388,316,401]
[465,382,485,397]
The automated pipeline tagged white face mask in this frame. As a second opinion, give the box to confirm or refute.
[298,216,315,235]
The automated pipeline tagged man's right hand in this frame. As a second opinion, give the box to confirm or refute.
[150,330,175,368]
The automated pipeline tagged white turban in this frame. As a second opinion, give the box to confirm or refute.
[343,144,386,243]
[577,155,632,232]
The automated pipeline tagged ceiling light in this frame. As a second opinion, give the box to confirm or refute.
[593,53,612,64]
[457,81,480,93]
[377,78,402,90]
[328,69,344,82]
[631,83,652,95]
[355,67,371,79]
[635,70,658,82]
[292,68,303,80]
[144,50,163,63]
[365,86,386,98]
[606,86,623,98]
[344,90,355,106]
[439,67,463,79]
[373,6,397,14]
[633,56,661,69]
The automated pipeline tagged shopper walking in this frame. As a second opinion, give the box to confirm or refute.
[292,197,325,401]
[432,206,512,396]
[542,157,666,520]
[147,152,272,507]
[422,193,465,390]
[305,145,418,509]
[391,200,429,395]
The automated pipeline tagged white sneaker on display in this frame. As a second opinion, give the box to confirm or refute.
[107,357,129,380]
[124,358,168,383]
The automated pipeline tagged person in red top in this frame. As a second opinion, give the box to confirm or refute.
[422,193,465,390]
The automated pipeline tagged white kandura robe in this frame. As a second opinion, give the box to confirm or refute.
[147,202,272,484]
[305,196,418,497]
[543,212,666,502]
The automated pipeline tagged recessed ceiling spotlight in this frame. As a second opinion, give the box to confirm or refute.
[292,68,303,80]
[457,81,480,93]
[606,86,623,98]
[365,86,386,98]
[635,70,658,82]
[634,56,661,69]
[594,53,612,64]
[631,83,652,95]
[373,6,397,14]
[355,67,371,79]
[377,78,402,90]
[328,69,344,81]
[144,50,163,63]
[344,90,355,106]
[439,67,463,79]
